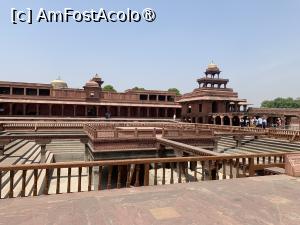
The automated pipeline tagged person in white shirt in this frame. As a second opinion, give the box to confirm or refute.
[262,118,267,129]
[257,117,263,128]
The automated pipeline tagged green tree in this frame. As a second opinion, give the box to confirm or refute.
[132,86,145,91]
[103,85,117,92]
[261,97,300,108]
[168,88,181,96]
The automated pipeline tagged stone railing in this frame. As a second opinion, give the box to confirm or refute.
[83,125,213,141]
[268,129,300,142]
[194,124,300,141]
[3,122,84,130]
[0,152,287,199]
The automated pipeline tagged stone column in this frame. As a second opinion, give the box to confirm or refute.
[23,104,26,116]
[146,108,150,117]
[85,106,88,117]
[61,105,64,117]
[164,108,168,118]
[117,106,121,117]
[96,106,99,117]
[220,116,224,126]
[36,104,39,116]
[137,107,141,118]
[281,117,286,129]
[156,108,159,118]
[229,116,233,126]
[35,139,51,163]
[73,105,76,117]
[213,116,216,125]
[127,107,131,117]
[49,104,52,116]
[9,103,12,116]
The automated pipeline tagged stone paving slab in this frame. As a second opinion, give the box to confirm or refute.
[0,175,300,225]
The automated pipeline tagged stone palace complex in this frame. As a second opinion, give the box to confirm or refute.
[0,63,299,127]
[0,63,300,224]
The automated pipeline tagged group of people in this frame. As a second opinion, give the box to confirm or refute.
[240,117,268,129]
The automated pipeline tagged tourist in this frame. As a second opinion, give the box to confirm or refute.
[253,117,258,127]
[262,118,267,129]
[257,117,263,128]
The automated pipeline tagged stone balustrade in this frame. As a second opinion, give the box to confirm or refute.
[0,152,288,199]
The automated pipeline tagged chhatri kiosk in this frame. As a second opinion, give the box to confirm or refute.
[179,63,250,126]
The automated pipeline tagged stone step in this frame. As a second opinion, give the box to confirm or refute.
[245,142,300,151]
[0,141,36,165]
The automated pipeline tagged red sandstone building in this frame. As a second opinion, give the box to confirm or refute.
[179,63,249,126]
[0,64,299,127]
[0,75,181,119]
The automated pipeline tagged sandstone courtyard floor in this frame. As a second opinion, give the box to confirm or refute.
[0,175,300,225]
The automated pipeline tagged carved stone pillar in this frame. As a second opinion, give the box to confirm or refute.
[220,116,224,126]
[229,116,233,126]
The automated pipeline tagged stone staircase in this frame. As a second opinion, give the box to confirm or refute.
[0,139,54,198]
[218,136,300,155]
[46,139,85,162]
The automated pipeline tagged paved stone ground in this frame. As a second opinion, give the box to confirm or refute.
[0,175,300,225]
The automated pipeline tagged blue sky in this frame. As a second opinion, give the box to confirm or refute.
[1,1,300,106]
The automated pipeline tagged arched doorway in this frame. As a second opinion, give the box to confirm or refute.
[223,116,230,126]
[232,116,240,126]
[208,116,214,124]
[215,116,221,125]
[198,117,203,124]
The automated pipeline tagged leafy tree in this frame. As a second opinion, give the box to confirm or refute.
[132,86,145,91]
[168,88,181,96]
[261,97,300,108]
[102,85,117,92]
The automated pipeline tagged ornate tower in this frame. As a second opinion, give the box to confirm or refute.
[91,74,104,90]
[197,63,229,89]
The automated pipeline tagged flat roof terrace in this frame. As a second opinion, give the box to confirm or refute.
[0,175,299,225]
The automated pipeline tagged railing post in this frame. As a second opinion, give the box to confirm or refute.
[144,164,150,186]
[248,157,255,177]
[134,128,138,137]
[153,128,156,137]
